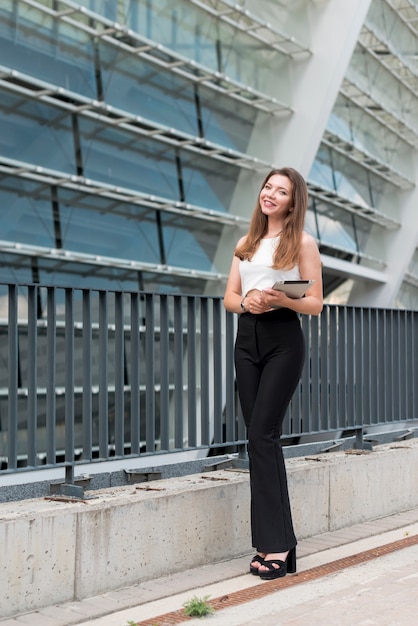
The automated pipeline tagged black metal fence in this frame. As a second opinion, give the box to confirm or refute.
[1,282,418,476]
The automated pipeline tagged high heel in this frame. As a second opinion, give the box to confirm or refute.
[258,547,296,580]
[287,546,297,574]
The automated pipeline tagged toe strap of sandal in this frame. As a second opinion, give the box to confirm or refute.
[251,554,265,565]
[261,559,285,571]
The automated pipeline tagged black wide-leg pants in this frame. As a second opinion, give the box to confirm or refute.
[234,308,305,553]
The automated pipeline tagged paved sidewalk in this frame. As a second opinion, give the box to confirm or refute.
[181,541,418,626]
[2,508,418,625]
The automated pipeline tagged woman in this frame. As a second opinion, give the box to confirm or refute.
[224,167,323,580]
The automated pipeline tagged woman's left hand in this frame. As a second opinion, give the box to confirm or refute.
[245,289,276,314]
[260,288,289,311]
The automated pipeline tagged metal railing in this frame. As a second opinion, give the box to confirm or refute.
[1,283,418,479]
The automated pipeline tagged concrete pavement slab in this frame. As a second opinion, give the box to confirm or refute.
[75,522,418,626]
[2,508,418,626]
[182,544,418,626]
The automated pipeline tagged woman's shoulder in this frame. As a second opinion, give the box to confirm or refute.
[300,231,321,263]
[236,234,248,248]
[301,231,319,248]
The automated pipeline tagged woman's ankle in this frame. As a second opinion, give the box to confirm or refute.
[264,551,289,562]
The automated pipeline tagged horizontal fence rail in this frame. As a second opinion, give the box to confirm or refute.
[1,282,418,476]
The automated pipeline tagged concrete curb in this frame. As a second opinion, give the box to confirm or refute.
[1,440,417,619]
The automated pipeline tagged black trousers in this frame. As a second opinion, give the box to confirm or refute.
[235,308,305,553]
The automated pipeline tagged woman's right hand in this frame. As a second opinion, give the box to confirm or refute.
[245,290,274,314]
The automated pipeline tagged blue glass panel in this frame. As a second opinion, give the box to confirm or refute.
[304,211,318,239]
[79,118,180,199]
[161,212,223,272]
[0,4,96,98]
[124,0,218,70]
[327,112,352,142]
[309,153,372,208]
[328,107,374,154]
[0,91,77,173]
[37,258,206,294]
[334,172,370,208]
[199,87,257,152]
[58,189,161,264]
[99,42,199,136]
[308,158,335,190]
[124,0,285,95]
[0,252,207,298]
[140,271,207,295]
[180,152,238,212]
[0,1,13,36]
[38,262,141,292]
[315,213,357,252]
[0,255,33,285]
[0,177,55,247]
[76,1,118,21]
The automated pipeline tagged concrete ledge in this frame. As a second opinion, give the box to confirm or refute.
[1,441,418,619]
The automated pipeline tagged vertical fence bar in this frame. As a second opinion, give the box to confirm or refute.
[413,311,418,421]
[224,309,235,444]
[46,287,56,464]
[130,292,140,455]
[405,312,413,422]
[385,311,393,423]
[159,294,170,451]
[368,308,376,425]
[346,307,355,429]
[310,314,320,433]
[369,309,378,425]
[287,320,302,433]
[145,293,155,452]
[377,308,386,423]
[390,310,396,423]
[394,310,402,421]
[354,307,363,428]
[328,306,338,431]
[114,291,124,456]
[200,297,210,446]
[212,298,223,444]
[320,307,329,432]
[389,310,397,424]
[300,314,311,435]
[187,296,197,448]
[7,284,18,469]
[338,306,347,431]
[27,285,37,467]
[364,309,371,428]
[65,289,75,472]
[98,290,108,458]
[82,290,92,460]
[406,311,413,420]
[173,296,184,449]
[226,313,247,456]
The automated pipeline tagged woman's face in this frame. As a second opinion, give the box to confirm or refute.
[259,174,293,219]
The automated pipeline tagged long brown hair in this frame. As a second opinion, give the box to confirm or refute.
[235,167,308,270]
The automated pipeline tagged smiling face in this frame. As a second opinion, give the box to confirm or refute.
[259,174,293,221]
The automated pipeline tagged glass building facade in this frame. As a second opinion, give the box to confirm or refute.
[0,0,417,308]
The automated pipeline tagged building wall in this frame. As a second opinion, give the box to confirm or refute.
[0,0,417,310]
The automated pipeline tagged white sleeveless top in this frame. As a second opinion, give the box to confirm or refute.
[239,236,300,296]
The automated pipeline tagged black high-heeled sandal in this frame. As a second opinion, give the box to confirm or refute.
[249,553,265,575]
[258,547,296,580]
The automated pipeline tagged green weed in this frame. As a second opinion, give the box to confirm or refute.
[183,595,214,617]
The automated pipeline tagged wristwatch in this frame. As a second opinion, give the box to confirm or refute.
[240,296,247,313]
